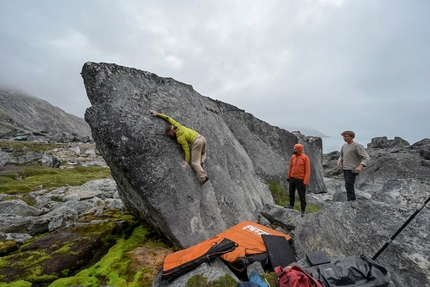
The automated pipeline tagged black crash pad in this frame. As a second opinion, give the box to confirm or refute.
[262,234,296,270]
[306,251,330,266]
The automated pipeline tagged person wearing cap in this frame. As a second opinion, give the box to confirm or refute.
[337,130,370,201]
[285,143,311,217]
[150,110,209,185]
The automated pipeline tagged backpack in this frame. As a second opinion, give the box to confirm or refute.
[275,265,324,287]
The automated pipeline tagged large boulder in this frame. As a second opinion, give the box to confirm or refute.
[292,196,430,287]
[81,62,326,248]
[357,137,430,192]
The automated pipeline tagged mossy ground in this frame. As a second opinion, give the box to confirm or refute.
[0,214,174,287]
[48,224,174,287]
[0,140,112,194]
[185,274,238,287]
[0,216,135,284]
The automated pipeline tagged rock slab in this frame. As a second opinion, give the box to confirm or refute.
[81,62,326,248]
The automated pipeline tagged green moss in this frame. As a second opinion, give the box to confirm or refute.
[0,251,49,282]
[186,274,237,287]
[0,191,36,206]
[1,195,21,201]
[263,272,278,287]
[0,218,139,285]
[51,244,72,255]
[0,241,18,255]
[50,195,64,202]
[28,273,58,283]
[186,274,208,286]
[48,225,173,287]
[0,280,32,287]
[22,194,37,206]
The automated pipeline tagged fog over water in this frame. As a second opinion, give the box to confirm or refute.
[322,135,423,154]
[322,137,372,154]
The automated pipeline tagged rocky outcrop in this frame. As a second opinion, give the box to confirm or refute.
[81,62,326,249]
[0,150,61,168]
[291,192,429,287]
[0,88,92,138]
[0,179,124,244]
[0,142,105,167]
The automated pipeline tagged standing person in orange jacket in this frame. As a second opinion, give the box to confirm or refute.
[285,143,311,217]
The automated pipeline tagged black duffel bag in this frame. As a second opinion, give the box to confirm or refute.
[305,254,390,287]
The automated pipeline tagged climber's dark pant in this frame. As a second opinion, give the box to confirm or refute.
[343,170,357,201]
[289,177,306,211]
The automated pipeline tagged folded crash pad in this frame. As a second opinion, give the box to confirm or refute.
[218,221,292,271]
[162,236,237,281]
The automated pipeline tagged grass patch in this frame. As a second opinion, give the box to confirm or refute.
[267,181,289,205]
[0,165,112,194]
[50,195,64,202]
[0,141,59,156]
[267,181,322,214]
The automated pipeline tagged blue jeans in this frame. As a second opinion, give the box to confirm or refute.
[343,170,357,201]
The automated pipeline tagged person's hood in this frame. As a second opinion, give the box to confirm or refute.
[294,143,304,155]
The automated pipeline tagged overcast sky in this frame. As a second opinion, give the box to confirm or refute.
[1,0,429,145]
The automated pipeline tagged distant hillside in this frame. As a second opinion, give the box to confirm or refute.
[0,87,91,137]
[282,125,328,138]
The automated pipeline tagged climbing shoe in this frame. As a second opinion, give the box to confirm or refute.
[201,176,209,185]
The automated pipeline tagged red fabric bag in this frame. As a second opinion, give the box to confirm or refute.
[275,265,324,287]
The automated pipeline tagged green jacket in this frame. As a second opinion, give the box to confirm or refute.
[158,113,199,163]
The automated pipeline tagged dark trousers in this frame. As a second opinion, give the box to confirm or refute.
[289,177,306,211]
[343,170,357,201]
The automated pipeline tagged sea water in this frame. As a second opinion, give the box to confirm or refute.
[322,137,373,154]
[322,135,422,154]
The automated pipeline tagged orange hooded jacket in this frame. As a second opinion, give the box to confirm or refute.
[287,144,311,185]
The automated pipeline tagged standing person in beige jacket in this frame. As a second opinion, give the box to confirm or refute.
[337,131,370,201]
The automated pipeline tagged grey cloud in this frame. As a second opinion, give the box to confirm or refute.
[0,0,428,143]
